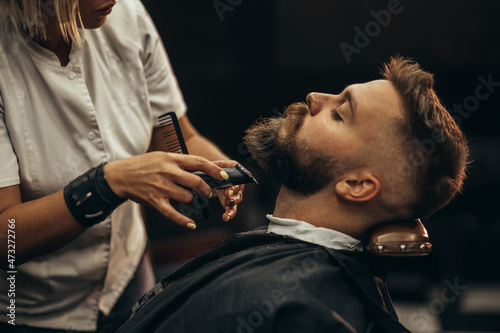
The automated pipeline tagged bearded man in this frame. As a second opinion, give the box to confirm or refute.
[113,56,468,333]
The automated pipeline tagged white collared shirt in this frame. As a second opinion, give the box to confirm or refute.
[266,214,363,251]
[0,0,186,330]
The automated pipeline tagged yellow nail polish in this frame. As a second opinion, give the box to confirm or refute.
[228,189,234,197]
[187,223,197,230]
[220,170,229,181]
[225,214,232,222]
[208,190,214,198]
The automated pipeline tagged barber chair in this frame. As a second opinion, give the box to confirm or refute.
[364,219,432,257]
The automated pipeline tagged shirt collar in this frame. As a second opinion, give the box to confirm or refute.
[266,214,362,252]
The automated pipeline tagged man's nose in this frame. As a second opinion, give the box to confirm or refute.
[306,92,331,116]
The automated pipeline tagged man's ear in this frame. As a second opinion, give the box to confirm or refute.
[335,170,380,202]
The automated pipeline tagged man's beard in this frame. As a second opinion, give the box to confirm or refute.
[244,102,341,195]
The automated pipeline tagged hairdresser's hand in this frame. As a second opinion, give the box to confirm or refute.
[103,152,228,228]
[212,160,245,222]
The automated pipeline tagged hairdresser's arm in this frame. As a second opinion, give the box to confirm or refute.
[0,152,227,269]
[148,115,244,221]
[0,185,85,270]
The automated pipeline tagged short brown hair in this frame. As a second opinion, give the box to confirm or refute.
[382,56,469,218]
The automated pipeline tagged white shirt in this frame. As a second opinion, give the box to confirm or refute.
[266,215,363,251]
[0,0,186,330]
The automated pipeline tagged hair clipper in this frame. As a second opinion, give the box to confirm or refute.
[192,163,258,189]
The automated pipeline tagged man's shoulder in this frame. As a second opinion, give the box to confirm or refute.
[115,230,369,332]
[169,229,339,278]
[161,229,363,307]
[200,228,370,272]
[115,229,409,333]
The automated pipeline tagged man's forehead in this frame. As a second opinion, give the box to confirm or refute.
[343,79,392,94]
[345,80,400,108]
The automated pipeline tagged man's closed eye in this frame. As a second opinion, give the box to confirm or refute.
[332,109,343,121]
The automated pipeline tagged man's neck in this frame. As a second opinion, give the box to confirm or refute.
[272,187,379,239]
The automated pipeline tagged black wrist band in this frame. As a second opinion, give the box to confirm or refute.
[64,163,126,228]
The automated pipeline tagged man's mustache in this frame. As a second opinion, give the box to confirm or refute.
[282,102,308,136]
[284,102,308,118]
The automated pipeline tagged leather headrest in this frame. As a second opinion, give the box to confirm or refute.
[363,219,432,257]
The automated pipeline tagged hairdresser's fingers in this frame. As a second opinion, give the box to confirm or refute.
[224,185,244,207]
[177,155,229,182]
[151,198,197,229]
[212,160,239,169]
[157,153,225,199]
[223,204,238,222]
[217,187,243,221]
[104,152,220,200]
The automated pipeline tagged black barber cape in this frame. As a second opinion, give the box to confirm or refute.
[113,230,410,333]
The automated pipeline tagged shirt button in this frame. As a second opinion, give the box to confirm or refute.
[88,132,96,141]
[68,71,76,80]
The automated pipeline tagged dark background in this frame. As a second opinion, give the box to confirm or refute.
[141,1,500,330]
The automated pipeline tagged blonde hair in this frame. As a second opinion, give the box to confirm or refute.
[1,0,83,45]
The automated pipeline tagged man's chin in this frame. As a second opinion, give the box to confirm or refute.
[244,117,334,196]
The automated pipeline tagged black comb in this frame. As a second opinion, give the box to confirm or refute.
[157,112,189,154]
